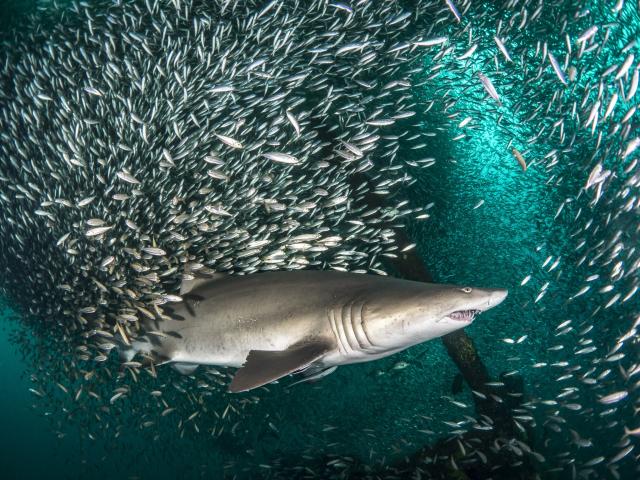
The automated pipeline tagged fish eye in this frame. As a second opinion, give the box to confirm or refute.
[461,287,472,293]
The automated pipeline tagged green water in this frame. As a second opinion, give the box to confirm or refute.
[0,307,83,477]
[1,0,639,479]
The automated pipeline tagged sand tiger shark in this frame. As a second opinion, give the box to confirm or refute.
[120,270,507,392]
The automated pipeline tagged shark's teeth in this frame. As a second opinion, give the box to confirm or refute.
[448,310,480,322]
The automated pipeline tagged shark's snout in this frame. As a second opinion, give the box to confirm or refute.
[442,288,508,325]
[488,288,508,309]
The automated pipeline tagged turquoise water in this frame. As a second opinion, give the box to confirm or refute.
[0,308,67,478]
[1,0,639,479]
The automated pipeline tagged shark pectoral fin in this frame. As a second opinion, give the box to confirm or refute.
[228,341,332,393]
[172,362,199,375]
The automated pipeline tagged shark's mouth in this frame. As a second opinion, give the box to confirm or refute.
[448,309,481,322]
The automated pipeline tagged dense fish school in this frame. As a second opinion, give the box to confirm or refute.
[0,0,639,479]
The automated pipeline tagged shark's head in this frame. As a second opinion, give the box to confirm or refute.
[359,281,508,352]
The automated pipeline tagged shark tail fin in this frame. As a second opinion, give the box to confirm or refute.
[118,345,137,363]
[115,334,169,366]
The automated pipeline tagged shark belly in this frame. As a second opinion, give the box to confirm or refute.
[320,346,407,367]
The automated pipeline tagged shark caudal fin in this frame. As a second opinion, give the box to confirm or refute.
[116,336,164,364]
[228,340,332,393]
[117,344,137,363]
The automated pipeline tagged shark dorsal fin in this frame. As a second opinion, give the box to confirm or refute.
[180,265,226,295]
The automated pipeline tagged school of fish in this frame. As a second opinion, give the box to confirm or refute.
[0,0,639,479]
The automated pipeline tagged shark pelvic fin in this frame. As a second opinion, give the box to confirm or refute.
[289,365,338,388]
[228,340,332,393]
[172,362,199,375]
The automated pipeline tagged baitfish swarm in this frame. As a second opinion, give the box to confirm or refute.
[0,0,430,343]
[0,0,639,479]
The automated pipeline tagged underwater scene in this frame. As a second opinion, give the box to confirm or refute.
[0,0,639,479]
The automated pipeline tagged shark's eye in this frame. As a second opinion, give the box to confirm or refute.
[461,287,472,293]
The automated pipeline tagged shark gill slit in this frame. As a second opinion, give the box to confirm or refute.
[327,307,346,355]
[334,303,352,355]
[350,299,372,352]
[349,300,366,352]
[341,301,359,354]
[359,304,377,352]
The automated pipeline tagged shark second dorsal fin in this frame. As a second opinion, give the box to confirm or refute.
[180,275,214,296]
[228,340,333,393]
[180,264,227,295]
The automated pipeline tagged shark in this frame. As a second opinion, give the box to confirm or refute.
[121,270,507,392]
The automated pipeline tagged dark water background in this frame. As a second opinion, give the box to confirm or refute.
[1,0,639,479]
[0,2,85,471]
[0,306,70,478]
